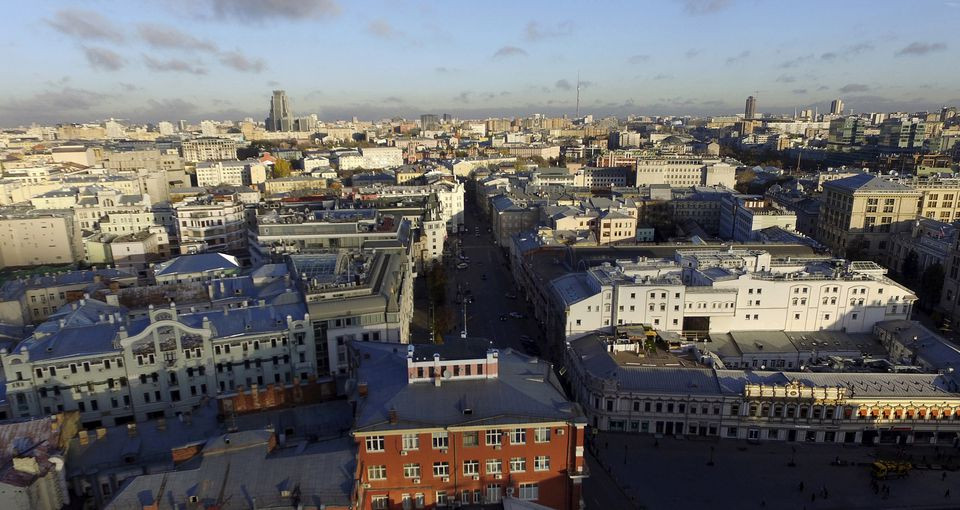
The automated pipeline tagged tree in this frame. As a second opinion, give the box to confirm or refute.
[734,168,756,193]
[272,158,292,178]
[919,263,945,311]
[901,251,919,281]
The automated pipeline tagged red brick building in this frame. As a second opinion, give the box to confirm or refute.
[350,339,587,509]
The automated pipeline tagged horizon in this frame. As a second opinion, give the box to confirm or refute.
[2,0,959,126]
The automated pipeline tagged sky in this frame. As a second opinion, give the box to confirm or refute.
[1,0,959,126]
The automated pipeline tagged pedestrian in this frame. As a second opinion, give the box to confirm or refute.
[799,481,805,492]
[946,489,951,498]
[811,493,816,503]
[943,471,948,481]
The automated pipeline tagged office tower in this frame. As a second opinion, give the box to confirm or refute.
[178,120,187,132]
[420,114,439,130]
[157,121,174,136]
[265,90,293,132]
[441,113,452,123]
[830,98,844,115]
[744,96,756,120]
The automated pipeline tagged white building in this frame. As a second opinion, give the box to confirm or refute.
[635,157,736,188]
[359,147,403,169]
[552,249,917,340]
[194,160,267,188]
[180,137,238,162]
[172,195,247,254]
[352,181,465,233]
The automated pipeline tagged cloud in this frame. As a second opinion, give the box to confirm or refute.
[267,80,280,87]
[725,50,750,64]
[0,87,110,124]
[83,46,125,71]
[367,20,396,38]
[685,48,701,58]
[119,83,140,92]
[143,55,207,74]
[555,79,572,91]
[524,20,574,41]
[681,0,732,15]
[218,51,265,72]
[492,46,527,59]
[628,54,651,64]
[821,42,873,61]
[133,98,200,122]
[776,74,796,83]
[839,83,869,93]
[779,55,812,68]
[895,41,947,56]
[435,67,460,74]
[45,9,124,42]
[383,96,404,104]
[453,91,472,103]
[138,23,217,51]
[791,88,808,94]
[652,73,672,80]
[203,0,340,21]
[817,85,829,91]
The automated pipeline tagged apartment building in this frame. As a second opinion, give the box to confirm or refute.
[73,188,152,233]
[359,147,403,169]
[172,194,247,255]
[0,212,79,269]
[718,193,797,242]
[350,340,587,510]
[551,248,916,341]
[350,180,465,233]
[909,177,960,222]
[263,175,328,195]
[0,294,315,427]
[0,268,137,325]
[817,174,920,260]
[668,187,730,235]
[194,159,268,188]
[180,137,238,162]
[634,157,735,188]
[567,333,960,445]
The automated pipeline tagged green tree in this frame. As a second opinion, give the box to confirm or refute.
[919,263,945,311]
[901,251,919,281]
[272,158,292,178]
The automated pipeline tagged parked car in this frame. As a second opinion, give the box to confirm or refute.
[456,262,469,270]
[509,312,525,319]
[499,315,508,321]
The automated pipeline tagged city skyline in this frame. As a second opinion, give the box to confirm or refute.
[1,0,959,125]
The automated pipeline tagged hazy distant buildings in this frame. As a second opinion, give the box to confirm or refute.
[265,90,293,132]
[744,95,757,120]
[830,98,844,115]
[420,114,439,130]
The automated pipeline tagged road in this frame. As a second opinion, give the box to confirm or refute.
[440,191,544,355]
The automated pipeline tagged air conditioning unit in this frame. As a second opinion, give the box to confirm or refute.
[413,478,421,484]
[495,474,503,480]
[400,450,408,456]
[557,428,565,435]
[442,477,449,483]
[493,445,502,450]
[362,483,371,489]
[472,475,479,481]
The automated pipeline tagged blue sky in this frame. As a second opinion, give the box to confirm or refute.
[1,0,958,125]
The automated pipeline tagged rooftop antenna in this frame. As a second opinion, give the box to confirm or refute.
[575,71,581,119]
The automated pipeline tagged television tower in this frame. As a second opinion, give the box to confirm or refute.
[575,72,581,119]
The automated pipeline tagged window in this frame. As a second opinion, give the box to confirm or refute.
[433,462,450,477]
[368,465,387,480]
[436,491,448,507]
[486,485,501,504]
[403,463,421,479]
[462,431,479,447]
[414,494,425,509]
[372,496,388,510]
[365,436,385,452]
[510,428,526,445]
[534,456,550,471]
[403,433,420,450]
[534,427,551,443]
[519,483,539,501]
[485,459,502,474]
[485,429,502,446]
[463,460,479,476]
[432,431,449,449]
[510,457,526,472]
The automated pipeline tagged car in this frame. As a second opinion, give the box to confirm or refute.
[499,315,508,321]
[456,262,469,270]
[509,312,525,319]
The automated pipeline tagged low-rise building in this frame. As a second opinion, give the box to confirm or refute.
[350,340,587,510]
[194,159,268,188]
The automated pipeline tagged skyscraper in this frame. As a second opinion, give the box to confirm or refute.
[266,90,293,132]
[830,98,844,115]
[744,95,756,120]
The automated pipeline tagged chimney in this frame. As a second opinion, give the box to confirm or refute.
[388,408,398,425]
